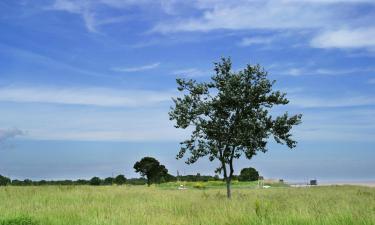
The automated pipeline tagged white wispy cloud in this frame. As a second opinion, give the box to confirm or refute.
[49,0,178,32]
[294,108,375,142]
[48,0,375,52]
[239,37,274,46]
[310,28,375,49]
[49,0,133,32]
[150,0,375,51]
[1,43,116,80]
[0,103,188,142]
[280,67,375,76]
[152,1,340,33]
[111,63,160,72]
[289,95,375,108]
[171,68,209,77]
[50,0,98,32]
[368,78,375,84]
[0,86,173,107]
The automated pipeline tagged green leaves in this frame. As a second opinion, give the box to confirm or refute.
[133,157,168,186]
[169,57,302,191]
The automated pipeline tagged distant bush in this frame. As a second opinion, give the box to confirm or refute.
[238,167,259,182]
[177,174,221,182]
[89,177,101,186]
[3,173,223,186]
[0,216,38,225]
[76,179,89,185]
[23,179,33,186]
[103,177,114,185]
[114,175,126,185]
[193,182,206,189]
[0,175,11,186]
[126,178,147,185]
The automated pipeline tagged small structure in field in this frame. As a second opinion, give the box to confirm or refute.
[310,179,318,185]
[257,176,264,188]
[178,184,187,190]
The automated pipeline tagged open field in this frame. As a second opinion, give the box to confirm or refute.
[0,184,374,225]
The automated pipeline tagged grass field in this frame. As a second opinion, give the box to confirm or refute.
[0,183,374,225]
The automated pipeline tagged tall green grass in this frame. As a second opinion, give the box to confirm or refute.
[0,185,374,225]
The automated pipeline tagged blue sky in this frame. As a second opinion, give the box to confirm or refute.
[0,0,374,181]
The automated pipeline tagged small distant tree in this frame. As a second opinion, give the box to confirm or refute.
[238,167,259,181]
[76,179,89,185]
[11,179,23,186]
[23,179,33,186]
[114,175,127,185]
[169,57,302,198]
[0,175,11,186]
[163,173,177,182]
[133,157,168,186]
[103,177,114,185]
[38,180,48,186]
[90,177,101,186]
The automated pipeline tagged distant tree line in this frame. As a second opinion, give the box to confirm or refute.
[0,174,137,186]
[0,173,217,186]
[0,155,260,186]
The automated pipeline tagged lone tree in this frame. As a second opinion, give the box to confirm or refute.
[169,58,302,198]
[238,167,259,182]
[133,157,168,186]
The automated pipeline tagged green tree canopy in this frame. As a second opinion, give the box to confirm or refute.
[0,175,11,186]
[89,177,101,186]
[169,57,302,198]
[238,167,259,181]
[133,157,168,186]
[103,177,114,185]
[114,175,127,185]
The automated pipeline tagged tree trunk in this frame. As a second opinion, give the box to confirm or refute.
[226,178,231,199]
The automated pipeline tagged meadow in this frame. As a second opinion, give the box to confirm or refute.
[0,183,374,225]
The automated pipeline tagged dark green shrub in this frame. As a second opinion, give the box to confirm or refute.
[238,167,259,181]
[0,175,11,186]
[0,216,38,225]
[114,175,126,185]
[89,177,101,185]
[103,177,114,185]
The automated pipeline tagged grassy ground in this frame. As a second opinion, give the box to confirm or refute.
[0,184,374,225]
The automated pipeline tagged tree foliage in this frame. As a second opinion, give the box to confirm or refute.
[133,157,168,186]
[90,177,101,186]
[103,177,114,185]
[114,175,127,185]
[169,57,302,198]
[0,175,11,186]
[238,167,259,181]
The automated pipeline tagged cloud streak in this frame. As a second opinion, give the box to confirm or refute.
[289,95,375,108]
[111,63,160,73]
[49,0,134,32]
[239,37,274,46]
[279,67,375,76]
[48,0,375,52]
[171,68,209,77]
[152,1,342,33]
[310,28,375,50]
[0,86,173,107]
